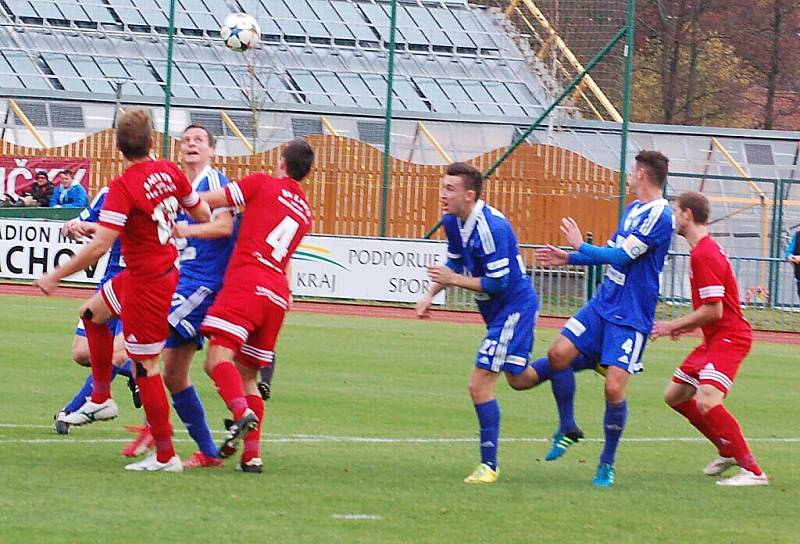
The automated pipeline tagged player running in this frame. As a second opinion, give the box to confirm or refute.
[199,139,314,473]
[35,109,211,472]
[416,162,540,484]
[535,151,674,487]
[652,191,768,486]
[122,124,237,468]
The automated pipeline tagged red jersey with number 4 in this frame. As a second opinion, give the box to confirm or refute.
[224,173,312,299]
[690,235,751,340]
[98,160,200,277]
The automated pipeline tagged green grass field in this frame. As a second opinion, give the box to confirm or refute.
[1,294,799,543]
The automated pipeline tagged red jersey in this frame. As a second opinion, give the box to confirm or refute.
[224,173,313,300]
[99,160,200,277]
[690,235,751,340]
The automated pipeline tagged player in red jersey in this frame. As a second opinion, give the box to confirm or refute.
[652,191,767,486]
[35,110,211,472]
[199,139,314,473]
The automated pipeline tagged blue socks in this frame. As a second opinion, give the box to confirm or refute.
[474,399,500,470]
[172,385,218,458]
[600,399,628,466]
[64,374,94,413]
[551,366,577,434]
[531,357,551,382]
[63,360,134,413]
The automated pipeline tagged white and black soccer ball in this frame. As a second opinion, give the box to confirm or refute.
[220,13,261,53]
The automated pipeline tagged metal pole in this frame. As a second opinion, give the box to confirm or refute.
[585,232,595,302]
[425,25,627,238]
[161,0,177,158]
[379,0,398,238]
[617,0,636,220]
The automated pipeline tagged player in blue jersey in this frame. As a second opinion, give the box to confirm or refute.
[535,151,674,487]
[122,124,238,469]
[416,162,540,484]
[53,188,139,434]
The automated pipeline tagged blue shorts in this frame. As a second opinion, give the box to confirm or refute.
[74,274,123,337]
[75,317,123,337]
[475,301,537,376]
[561,302,647,374]
[165,279,218,349]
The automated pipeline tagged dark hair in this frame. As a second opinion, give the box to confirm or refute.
[116,109,152,160]
[61,169,74,177]
[635,150,669,188]
[35,170,47,179]
[282,139,314,181]
[183,124,216,147]
[677,191,710,224]
[446,162,483,198]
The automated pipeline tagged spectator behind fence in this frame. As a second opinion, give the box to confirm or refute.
[21,170,55,207]
[785,228,800,299]
[50,169,88,209]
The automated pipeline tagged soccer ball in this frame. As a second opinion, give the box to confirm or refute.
[220,13,261,52]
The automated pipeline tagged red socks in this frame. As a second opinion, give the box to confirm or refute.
[82,318,113,403]
[672,399,732,457]
[705,404,762,475]
[211,362,248,418]
[137,374,175,463]
[242,395,264,463]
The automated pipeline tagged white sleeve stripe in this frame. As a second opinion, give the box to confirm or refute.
[228,182,245,206]
[699,286,725,298]
[209,170,221,192]
[99,211,126,226]
[639,203,665,235]
[181,190,200,208]
[487,258,509,270]
[475,214,496,254]
[79,210,90,220]
[485,268,510,278]
[88,188,107,209]
[447,252,462,259]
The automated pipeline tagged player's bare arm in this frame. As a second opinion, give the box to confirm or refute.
[35,225,119,295]
[651,301,723,341]
[535,245,569,266]
[173,209,233,240]
[427,264,483,292]
[185,198,211,223]
[560,217,584,249]
[198,189,229,210]
[415,281,447,319]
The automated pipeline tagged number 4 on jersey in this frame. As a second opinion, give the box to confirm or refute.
[266,216,300,262]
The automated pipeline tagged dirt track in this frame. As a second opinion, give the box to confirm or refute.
[2,283,797,345]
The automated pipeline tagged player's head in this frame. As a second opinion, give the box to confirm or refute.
[59,169,73,188]
[441,162,482,219]
[115,109,153,160]
[632,151,668,192]
[675,191,710,235]
[181,124,216,168]
[280,139,314,182]
[34,170,48,185]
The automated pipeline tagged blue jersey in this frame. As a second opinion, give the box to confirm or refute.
[79,188,125,279]
[591,198,674,334]
[443,200,537,325]
[175,166,236,288]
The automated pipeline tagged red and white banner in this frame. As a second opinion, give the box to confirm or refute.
[0,157,91,196]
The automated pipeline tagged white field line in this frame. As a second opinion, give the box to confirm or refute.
[0,424,798,444]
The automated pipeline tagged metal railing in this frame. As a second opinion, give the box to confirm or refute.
[443,246,799,332]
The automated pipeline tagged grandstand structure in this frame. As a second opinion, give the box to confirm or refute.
[1,0,800,304]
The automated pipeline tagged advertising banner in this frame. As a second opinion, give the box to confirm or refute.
[0,219,109,283]
[292,235,448,304]
[0,157,91,196]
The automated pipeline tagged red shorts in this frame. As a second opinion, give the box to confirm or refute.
[101,268,179,360]
[200,279,288,369]
[672,333,752,394]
